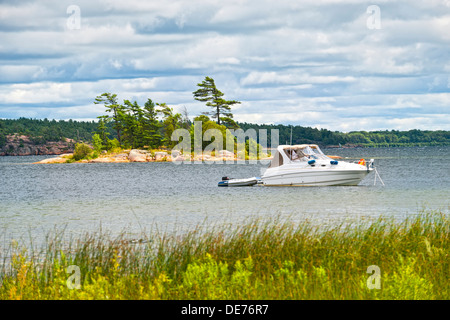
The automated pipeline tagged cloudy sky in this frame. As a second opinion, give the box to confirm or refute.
[0,0,449,131]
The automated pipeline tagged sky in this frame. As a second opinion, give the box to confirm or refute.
[0,0,449,132]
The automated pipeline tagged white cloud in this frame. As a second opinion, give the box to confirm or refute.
[241,71,356,86]
[0,0,449,130]
[0,82,72,104]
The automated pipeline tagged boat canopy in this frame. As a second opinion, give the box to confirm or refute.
[268,144,331,168]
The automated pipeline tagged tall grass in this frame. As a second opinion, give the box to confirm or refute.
[0,211,448,300]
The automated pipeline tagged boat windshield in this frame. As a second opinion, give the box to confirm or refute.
[285,145,331,162]
[269,145,331,168]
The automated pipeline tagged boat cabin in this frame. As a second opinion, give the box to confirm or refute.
[268,145,331,168]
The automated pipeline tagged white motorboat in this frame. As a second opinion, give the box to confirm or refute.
[261,144,374,186]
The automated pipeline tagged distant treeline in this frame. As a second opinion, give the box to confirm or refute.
[0,118,108,146]
[1,117,449,148]
[237,122,450,147]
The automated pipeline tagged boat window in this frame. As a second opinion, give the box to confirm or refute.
[290,149,307,161]
[313,146,325,155]
[299,146,330,161]
[302,146,315,155]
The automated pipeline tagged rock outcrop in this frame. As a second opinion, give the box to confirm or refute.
[32,149,247,164]
[36,155,72,164]
[128,149,148,162]
[0,134,75,156]
[154,151,168,161]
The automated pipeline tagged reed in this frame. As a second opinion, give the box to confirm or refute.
[0,210,448,300]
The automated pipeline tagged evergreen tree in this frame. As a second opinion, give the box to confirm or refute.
[122,100,145,148]
[92,133,103,152]
[158,103,182,149]
[142,99,162,148]
[96,116,110,146]
[94,93,124,145]
[193,76,240,127]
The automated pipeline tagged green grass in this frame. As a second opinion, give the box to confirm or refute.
[0,211,448,300]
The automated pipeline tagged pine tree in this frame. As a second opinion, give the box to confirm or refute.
[158,103,182,148]
[94,93,124,145]
[193,76,240,127]
[142,99,162,148]
[122,100,146,148]
[96,116,110,146]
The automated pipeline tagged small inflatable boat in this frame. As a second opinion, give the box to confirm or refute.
[218,176,260,187]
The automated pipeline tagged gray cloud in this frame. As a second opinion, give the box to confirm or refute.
[0,0,449,131]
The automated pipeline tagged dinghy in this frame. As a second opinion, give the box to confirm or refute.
[218,176,260,187]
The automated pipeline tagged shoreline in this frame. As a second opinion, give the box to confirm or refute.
[31,149,277,164]
[1,143,447,159]
[30,149,346,164]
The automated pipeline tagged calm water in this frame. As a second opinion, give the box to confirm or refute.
[0,146,449,246]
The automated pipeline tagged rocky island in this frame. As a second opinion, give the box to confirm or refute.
[33,149,242,164]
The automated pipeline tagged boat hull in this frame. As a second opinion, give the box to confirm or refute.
[262,168,372,186]
[218,177,259,187]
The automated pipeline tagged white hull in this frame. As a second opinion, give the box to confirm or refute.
[218,177,259,187]
[262,168,372,186]
[261,144,373,187]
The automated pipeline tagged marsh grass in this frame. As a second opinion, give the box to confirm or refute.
[0,211,448,300]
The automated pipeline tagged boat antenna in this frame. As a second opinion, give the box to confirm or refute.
[290,125,293,160]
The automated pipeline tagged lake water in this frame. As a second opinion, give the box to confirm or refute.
[0,146,449,246]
